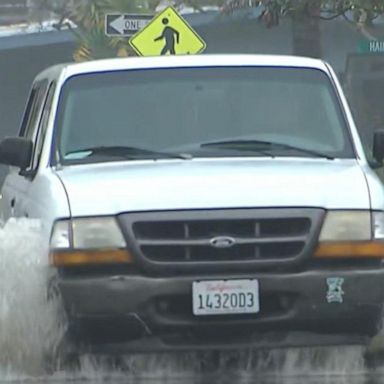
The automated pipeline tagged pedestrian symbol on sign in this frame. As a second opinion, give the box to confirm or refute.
[129,6,206,57]
[154,18,180,55]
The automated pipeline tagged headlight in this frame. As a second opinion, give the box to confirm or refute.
[50,217,133,266]
[373,211,384,240]
[315,210,384,258]
[318,211,371,241]
[72,217,126,249]
[50,220,71,249]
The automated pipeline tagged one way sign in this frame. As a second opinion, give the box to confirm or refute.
[105,14,153,37]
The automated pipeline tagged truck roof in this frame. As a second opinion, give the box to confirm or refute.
[34,54,331,83]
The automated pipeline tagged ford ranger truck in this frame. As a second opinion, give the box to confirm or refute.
[1,55,384,352]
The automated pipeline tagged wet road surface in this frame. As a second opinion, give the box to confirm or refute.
[1,219,384,383]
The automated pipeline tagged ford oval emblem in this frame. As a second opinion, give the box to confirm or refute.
[210,236,236,249]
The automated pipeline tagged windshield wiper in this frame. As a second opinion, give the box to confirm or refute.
[201,139,335,160]
[66,146,192,160]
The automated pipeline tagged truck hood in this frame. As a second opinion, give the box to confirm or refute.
[56,158,370,217]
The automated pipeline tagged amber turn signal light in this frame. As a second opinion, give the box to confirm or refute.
[315,241,384,258]
[50,249,134,266]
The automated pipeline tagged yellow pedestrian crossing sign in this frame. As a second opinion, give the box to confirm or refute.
[129,7,206,56]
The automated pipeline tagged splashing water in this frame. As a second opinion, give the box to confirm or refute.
[0,218,375,382]
[0,218,66,378]
[48,346,368,382]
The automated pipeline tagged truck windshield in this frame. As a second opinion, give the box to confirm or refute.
[54,66,354,164]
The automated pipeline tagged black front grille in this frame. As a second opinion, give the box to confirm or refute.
[119,209,323,269]
[134,218,310,239]
[140,240,305,262]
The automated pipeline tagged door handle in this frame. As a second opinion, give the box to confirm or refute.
[10,198,15,208]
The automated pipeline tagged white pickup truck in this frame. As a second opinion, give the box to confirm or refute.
[1,54,384,352]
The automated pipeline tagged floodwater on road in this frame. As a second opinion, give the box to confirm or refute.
[0,218,383,384]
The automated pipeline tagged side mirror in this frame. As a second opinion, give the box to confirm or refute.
[0,137,33,170]
[373,130,384,164]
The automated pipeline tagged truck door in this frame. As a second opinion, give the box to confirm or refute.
[1,80,49,219]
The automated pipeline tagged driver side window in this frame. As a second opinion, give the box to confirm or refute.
[18,80,49,170]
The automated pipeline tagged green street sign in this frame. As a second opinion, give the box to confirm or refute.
[359,40,384,54]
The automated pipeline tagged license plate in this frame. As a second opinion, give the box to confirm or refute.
[192,279,259,316]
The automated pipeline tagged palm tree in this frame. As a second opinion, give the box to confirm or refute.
[290,0,322,58]
[71,0,151,61]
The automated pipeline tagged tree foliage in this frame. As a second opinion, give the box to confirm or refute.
[69,0,146,61]
[35,0,149,60]
[221,0,384,28]
[36,0,384,61]
[38,0,384,26]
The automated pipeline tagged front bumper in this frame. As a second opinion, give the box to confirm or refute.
[58,269,384,351]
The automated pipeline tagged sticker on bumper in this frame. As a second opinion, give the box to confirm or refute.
[326,277,345,303]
